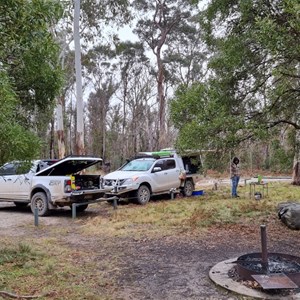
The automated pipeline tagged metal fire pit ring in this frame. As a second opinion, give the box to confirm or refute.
[236,252,300,288]
[209,258,300,299]
[210,225,300,297]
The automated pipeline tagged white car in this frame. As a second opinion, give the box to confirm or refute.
[0,156,105,216]
[103,152,200,204]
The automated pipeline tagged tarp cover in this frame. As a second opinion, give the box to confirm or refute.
[278,202,300,230]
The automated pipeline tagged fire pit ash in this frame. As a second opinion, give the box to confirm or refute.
[235,225,300,290]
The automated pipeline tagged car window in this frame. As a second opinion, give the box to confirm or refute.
[0,161,33,175]
[165,159,176,170]
[0,163,17,175]
[153,160,164,171]
[36,160,59,172]
[122,159,155,171]
[16,162,32,174]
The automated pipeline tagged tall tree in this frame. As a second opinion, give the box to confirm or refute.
[84,43,118,159]
[133,0,198,149]
[171,0,300,182]
[57,0,130,156]
[164,21,207,87]
[0,0,63,163]
[87,81,116,159]
[115,41,152,158]
[74,0,85,155]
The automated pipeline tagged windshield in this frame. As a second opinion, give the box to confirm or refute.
[121,159,155,171]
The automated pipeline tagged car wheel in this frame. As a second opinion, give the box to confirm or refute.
[183,180,194,197]
[135,185,151,205]
[14,202,28,208]
[30,192,50,216]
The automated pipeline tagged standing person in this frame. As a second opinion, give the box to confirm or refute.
[231,157,240,198]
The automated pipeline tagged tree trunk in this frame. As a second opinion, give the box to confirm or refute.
[49,117,55,159]
[56,101,65,159]
[292,129,300,185]
[74,0,85,155]
[157,52,166,149]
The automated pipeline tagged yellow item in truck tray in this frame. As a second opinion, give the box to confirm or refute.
[71,175,76,189]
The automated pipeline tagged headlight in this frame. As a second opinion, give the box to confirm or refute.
[121,178,133,185]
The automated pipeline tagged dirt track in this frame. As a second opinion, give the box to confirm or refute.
[0,202,70,228]
[0,200,299,300]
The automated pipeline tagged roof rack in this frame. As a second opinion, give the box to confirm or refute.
[137,151,174,159]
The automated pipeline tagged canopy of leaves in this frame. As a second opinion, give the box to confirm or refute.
[0,71,41,163]
[171,0,300,153]
[0,0,64,163]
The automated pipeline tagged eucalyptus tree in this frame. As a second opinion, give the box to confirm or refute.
[120,67,157,157]
[0,0,63,163]
[87,80,117,160]
[105,67,158,169]
[54,0,130,156]
[114,41,155,158]
[164,21,208,87]
[84,43,118,160]
[85,40,156,164]
[74,0,85,155]
[171,0,300,182]
[132,0,199,149]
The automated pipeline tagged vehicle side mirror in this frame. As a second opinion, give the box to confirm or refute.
[153,167,162,173]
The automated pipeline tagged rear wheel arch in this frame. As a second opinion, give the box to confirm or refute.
[30,185,51,202]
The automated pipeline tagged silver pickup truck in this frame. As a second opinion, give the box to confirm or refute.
[103,151,201,204]
[0,156,105,216]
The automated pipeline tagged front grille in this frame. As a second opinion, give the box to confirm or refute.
[104,179,126,186]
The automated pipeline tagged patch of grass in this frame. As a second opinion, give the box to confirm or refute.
[0,181,298,299]
[82,182,300,237]
[0,238,113,299]
[0,243,38,265]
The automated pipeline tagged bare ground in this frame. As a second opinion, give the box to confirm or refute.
[0,200,299,300]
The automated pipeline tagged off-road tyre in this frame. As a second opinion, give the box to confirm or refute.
[135,185,151,205]
[30,192,50,216]
[183,180,194,197]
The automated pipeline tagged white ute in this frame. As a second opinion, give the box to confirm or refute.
[0,156,105,216]
[103,150,201,204]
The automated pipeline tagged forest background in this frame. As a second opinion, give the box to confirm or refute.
[0,0,299,182]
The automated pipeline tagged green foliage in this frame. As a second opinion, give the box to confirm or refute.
[171,82,246,152]
[80,0,130,28]
[1,0,63,117]
[0,0,64,163]
[0,71,40,163]
[171,0,300,164]
[269,140,294,173]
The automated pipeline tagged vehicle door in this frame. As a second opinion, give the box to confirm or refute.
[150,158,180,192]
[162,159,181,190]
[0,162,32,200]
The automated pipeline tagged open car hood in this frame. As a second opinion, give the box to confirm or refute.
[35,157,102,176]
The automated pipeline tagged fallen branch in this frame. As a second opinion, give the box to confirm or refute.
[0,290,51,299]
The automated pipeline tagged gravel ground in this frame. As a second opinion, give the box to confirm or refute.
[0,193,299,300]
